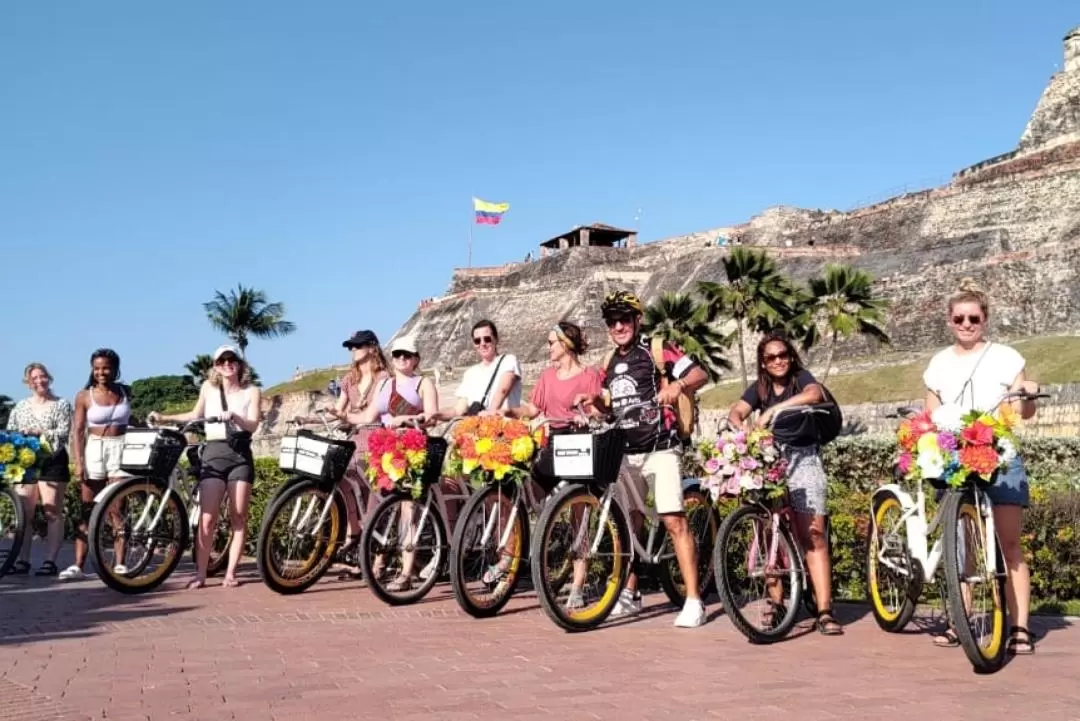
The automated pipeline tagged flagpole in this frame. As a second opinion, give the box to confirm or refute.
[468,198,474,268]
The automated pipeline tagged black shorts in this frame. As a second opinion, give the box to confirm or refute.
[199,441,254,483]
[19,448,71,484]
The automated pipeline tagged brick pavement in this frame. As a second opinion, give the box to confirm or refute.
[1,551,1078,721]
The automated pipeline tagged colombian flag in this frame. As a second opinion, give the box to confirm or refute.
[473,197,510,225]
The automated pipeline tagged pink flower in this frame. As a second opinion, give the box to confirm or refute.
[704,458,721,475]
[735,443,748,455]
[739,456,759,471]
[897,452,913,475]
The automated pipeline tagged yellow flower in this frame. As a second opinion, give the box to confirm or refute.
[0,443,14,464]
[916,433,939,454]
[381,453,405,482]
[475,438,494,455]
[17,448,37,467]
[996,404,1018,430]
[510,436,535,464]
[493,463,511,480]
[3,465,24,483]
[462,458,478,474]
[405,449,427,470]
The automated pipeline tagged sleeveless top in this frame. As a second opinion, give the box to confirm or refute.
[376,375,424,426]
[87,386,130,428]
[205,384,254,436]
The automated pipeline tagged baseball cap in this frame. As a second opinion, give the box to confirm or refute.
[389,336,419,355]
[213,345,242,362]
[343,330,380,349]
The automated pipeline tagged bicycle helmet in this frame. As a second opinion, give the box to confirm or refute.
[601,290,644,317]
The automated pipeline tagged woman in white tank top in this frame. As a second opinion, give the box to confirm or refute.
[151,345,261,589]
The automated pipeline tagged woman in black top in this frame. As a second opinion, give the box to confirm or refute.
[728,332,842,636]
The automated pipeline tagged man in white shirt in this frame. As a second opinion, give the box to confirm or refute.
[453,320,522,414]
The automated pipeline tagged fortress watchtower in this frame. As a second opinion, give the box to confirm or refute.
[1066,25,1080,73]
[539,222,637,258]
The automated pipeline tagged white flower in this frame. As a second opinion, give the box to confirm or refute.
[916,449,945,480]
[998,437,1017,464]
[931,403,965,433]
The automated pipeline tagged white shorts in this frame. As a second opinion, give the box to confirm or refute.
[618,448,685,515]
[85,436,130,481]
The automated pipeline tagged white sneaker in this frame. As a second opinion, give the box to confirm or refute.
[419,557,438,581]
[58,565,85,581]
[608,588,643,619]
[674,598,706,628]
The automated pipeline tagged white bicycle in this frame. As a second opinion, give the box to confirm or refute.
[866,389,1048,673]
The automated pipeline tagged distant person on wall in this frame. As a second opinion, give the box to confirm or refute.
[575,290,710,628]
[326,378,340,398]
[67,349,132,581]
[330,330,390,557]
[150,345,262,589]
[452,320,522,417]
[6,362,73,577]
[923,278,1040,656]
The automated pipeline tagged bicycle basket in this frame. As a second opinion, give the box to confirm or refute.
[279,429,356,484]
[418,436,449,487]
[119,428,187,477]
[551,427,625,485]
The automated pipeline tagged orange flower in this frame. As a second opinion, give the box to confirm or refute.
[959,444,1000,477]
[501,420,528,440]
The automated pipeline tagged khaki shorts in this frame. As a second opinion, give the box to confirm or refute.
[85,436,131,481]
[618,448,684,515]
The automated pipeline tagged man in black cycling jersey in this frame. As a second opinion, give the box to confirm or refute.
[576,290,710,628]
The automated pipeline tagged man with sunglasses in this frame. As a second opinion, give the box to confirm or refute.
[453,320,522,416]
[576,290,710,628]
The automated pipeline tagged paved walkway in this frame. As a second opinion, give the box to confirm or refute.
[1,551,1078,721]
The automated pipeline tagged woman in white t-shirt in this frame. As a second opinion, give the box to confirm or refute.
[452,319,522,415]
[923,278,1040,656]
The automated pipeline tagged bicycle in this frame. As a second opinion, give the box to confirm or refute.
[0,473,26,579]
[710,405,834,643]
[357,417,474,606]
[447,417,562,618]
[255,409,380,595]
[867,389,1049,673]
[528,402,720,632]
[87,418,234,593]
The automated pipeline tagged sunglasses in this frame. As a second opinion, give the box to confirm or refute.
[763,351,790,364]
[216,356,239,366]
[952,314,983,326]
[473,335,494,345]
[391,351,416,360]
[604,315,634,328]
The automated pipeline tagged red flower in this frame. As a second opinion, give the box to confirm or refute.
[401,428,427,452]
[959,445,1000,477]
[911,411,936,438]
[961,421,994,447]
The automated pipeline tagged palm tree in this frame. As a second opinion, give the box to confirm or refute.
[803,264,890,381]
[203,285,296,357]
[697,247,797,388]
[642,292,733,381]
[0,394,12,428]
[184,354,214,384]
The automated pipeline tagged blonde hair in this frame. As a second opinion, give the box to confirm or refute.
[208,356,253,388]
[344,346,390,385]
[948,277,989,319]
[23,362,54,388]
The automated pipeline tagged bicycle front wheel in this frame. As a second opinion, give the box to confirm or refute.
[714,503,803,644]
[530,483,630,632]
[867,492,919,632]
[360,490,449,606]
[449,482,529,618]
[255,477,345,595]
[89,477,188,594]
[942,489,1007,673]
[0,485,26,578]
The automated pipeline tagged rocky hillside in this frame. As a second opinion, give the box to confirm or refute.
[389,26,1080,373]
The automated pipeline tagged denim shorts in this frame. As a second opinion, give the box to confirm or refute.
[934,456,1029,508]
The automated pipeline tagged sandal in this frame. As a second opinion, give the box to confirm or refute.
[815,609,844,636]
[185,578,206,590]
[222,577,240,588]
[1007,626,1037,655]
[761,599,786,629]
[385,574,413,592]
[12,560,31,575]
[35,561,59,576]
[933,627,960,647]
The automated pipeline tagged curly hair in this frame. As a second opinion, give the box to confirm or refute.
[208,355,254,388]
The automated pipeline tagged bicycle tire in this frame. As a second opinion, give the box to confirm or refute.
[714,502,804,644]
[0,485,26,578]
[530,483,630,632]
[656,486,720,607]
[255,477,345,595]
[449,482,529,618]
[360,490,449,606]
[89,477,188,594]
[942,489,1008,673]
[867,492,919,632]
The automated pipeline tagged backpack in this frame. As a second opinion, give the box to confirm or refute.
[768,376,844,448]
[602,337,698,442]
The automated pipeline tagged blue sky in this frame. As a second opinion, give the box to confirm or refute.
[2,1,1076,400]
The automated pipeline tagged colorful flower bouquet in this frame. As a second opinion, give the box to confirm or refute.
[449,416,540,488]
[895,403,1019,488]
[364,427,430,499]
[0,431,51,484]
[697,427,788,503]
